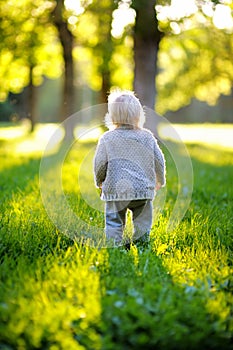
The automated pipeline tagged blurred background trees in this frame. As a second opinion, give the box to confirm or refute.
[0,0,63,130]
[0,0,232,132]
[156,0,233,117]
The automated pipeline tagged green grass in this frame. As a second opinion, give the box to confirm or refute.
[0,125,232,349]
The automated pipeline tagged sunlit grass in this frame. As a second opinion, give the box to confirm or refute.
[0,121,29,139]
[0,122,64,156]
[0,122,103,156]
[74,126,103,142]
[1,122,232,155]
[0,122,232,349]
[160,123,233,150]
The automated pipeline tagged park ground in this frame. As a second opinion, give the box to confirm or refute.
[0,122,232,349]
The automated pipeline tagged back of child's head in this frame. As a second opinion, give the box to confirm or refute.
[105,89,145,129]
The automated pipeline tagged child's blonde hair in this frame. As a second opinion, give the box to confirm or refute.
[105,89,145,129]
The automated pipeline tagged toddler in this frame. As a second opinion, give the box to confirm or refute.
[94,90,166,247]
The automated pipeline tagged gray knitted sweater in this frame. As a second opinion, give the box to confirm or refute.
[94,126,166,201]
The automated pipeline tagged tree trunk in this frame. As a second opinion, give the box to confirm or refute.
[28,65,37,133]
[52,0,75,141]
[91,0,117,104]
[100,63,111,104]
[132,0,162,109]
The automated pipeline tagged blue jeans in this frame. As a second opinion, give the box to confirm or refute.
[105,199,153,245]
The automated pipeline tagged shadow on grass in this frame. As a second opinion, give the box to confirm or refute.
[98,245,232,350]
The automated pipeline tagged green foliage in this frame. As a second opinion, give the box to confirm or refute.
[0,125,232,349]
[0,0,133,106]
[156,3,233,114]
[1,0,232,115]
[0,0,63,101]
[72,0,133,93]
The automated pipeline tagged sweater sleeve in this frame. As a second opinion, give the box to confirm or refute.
[93,137,108,188]
[154,140,166,187]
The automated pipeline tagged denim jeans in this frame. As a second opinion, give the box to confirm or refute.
[105,199,153,245]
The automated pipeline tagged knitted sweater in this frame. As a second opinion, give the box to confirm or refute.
[94,126,166,201]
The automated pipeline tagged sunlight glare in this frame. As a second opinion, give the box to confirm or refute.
[64,0,85,15]
[213,4,233,30]
[74,126,102,142]
[0,126,27,139]
[156,0,198,22]
[111,2,136,39]
[156,0,233,32]
[15,124,64,155]
[159,124,233,150]
[68,15,78,25]
[201,3,214,18]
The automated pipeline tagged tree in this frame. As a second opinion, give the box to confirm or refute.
[121,0,233,115]
[131,0,163,109]
[52,0,76,140]
[78,0,161,108]
[71,0,126,104]
[0,0,62,131]
[87,0,118,103]
[1,0,231,129]
[156,0,233,114]
[157,26,233,114]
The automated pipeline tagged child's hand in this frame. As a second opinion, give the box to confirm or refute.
[156,183,162,191]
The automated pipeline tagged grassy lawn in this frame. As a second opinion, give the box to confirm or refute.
[0,123,232,349]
